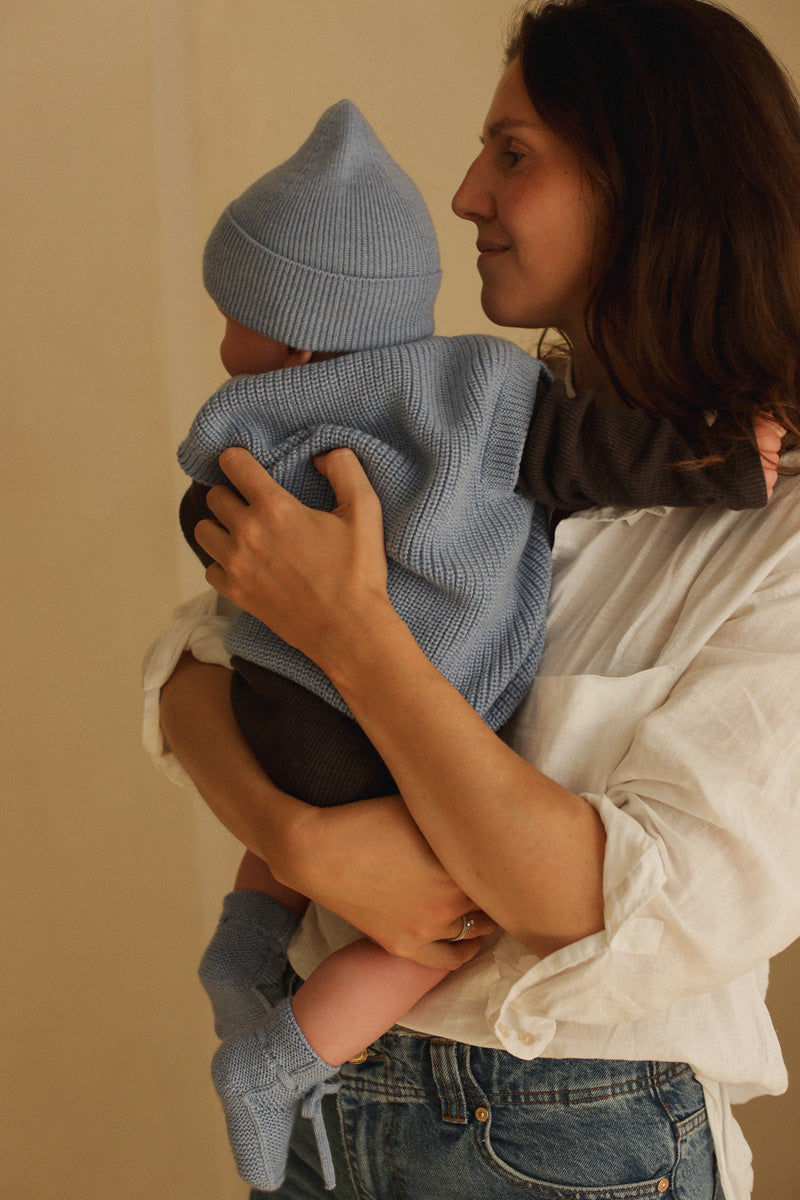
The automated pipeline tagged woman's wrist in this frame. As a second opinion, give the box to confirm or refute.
[315,593,411,704]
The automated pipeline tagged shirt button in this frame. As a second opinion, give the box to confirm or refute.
[519,1032,535,1046]
[657,1180,670,1193]
[497,1024,510,1038]
[348,1050,369,1064]
[474,1107,490,1123]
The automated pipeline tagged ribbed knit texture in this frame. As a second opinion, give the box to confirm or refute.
[229,663,397,804]
[198,891,300,1038]
[203,100,441,352]
[178,334,551,730]
[212,997,340,1191]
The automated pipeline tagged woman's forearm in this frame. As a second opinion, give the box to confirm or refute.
[159,654,312,876]
[322,603,607,958]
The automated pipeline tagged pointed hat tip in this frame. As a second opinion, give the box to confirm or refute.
[317,98,372,134]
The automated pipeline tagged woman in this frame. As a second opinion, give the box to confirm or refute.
[154,1,800,1196]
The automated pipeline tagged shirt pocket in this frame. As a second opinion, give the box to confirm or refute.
[504,665,678,797]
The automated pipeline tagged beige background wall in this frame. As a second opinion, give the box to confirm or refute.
[3,3,798,1197]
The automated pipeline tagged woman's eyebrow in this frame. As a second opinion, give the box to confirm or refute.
[481,118,543,142]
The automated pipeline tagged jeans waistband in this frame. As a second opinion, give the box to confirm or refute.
[341,1027,701,1127]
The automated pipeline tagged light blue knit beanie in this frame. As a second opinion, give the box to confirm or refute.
[203,100,442,352]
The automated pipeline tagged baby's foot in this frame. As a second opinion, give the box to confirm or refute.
[212,997,341,1191]
[198,891,300,1038]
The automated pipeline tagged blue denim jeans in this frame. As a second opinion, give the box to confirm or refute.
[252,1026,725,1199]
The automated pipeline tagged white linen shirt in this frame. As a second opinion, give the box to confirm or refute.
[143,460,800,1200]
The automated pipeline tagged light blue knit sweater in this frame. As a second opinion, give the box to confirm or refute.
[177,334,551,731]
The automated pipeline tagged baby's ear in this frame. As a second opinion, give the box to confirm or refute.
[285,346,314,367]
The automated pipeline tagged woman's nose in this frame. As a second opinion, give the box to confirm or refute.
[451,154,492,222]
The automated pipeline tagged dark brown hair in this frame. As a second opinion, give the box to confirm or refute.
[507,0,800,460]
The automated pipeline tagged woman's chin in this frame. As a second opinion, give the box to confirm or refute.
[480,289,516,328]
[480,300,531,331]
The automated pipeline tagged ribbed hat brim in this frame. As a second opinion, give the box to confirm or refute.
[204,208,441,352]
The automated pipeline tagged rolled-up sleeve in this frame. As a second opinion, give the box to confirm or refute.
[491,551,800,1051]
[142,590,234,787]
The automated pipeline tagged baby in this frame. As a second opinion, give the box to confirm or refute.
[177,100,770,1191]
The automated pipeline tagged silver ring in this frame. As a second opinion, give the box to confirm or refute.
[450,914,476,943]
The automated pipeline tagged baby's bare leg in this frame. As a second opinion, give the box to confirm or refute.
[293,938,448,1065]
[234,848,308,917]
[212,941,449,1191]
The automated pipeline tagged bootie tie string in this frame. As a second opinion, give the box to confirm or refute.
[301,1078,344,1190]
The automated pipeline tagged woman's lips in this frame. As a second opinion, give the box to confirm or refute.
[476,241,509,265]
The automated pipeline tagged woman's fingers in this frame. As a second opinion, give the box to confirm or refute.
[413,937,488,971]
[216,446,293,508]
[446,910,496,943]
[190,446,391,671]
[314,446,381,509]
[212,445,375,515]
[408,910,497,970]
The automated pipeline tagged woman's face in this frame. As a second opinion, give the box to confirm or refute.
[452,57,599,339]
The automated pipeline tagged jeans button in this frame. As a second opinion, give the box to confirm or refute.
[474,1106,489,1123]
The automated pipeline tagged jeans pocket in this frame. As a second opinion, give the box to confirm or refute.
[468,1063,716,1199]
[475,1108,676,1197]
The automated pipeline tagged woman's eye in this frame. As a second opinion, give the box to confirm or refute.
[503,148,525,167]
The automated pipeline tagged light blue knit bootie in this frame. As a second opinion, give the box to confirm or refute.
[212,997,341,1191]
[198,891,300,1039]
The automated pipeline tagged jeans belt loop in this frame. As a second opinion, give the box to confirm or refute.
[430,1039,469,1124]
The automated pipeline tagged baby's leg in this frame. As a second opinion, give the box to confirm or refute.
[232,849,308,917]
[198,850,307,1039]
[212,941,447,1191]
[293,938,447,1065]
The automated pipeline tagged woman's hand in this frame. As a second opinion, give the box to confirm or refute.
[282,794,496,971]
[195,446,392,675]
